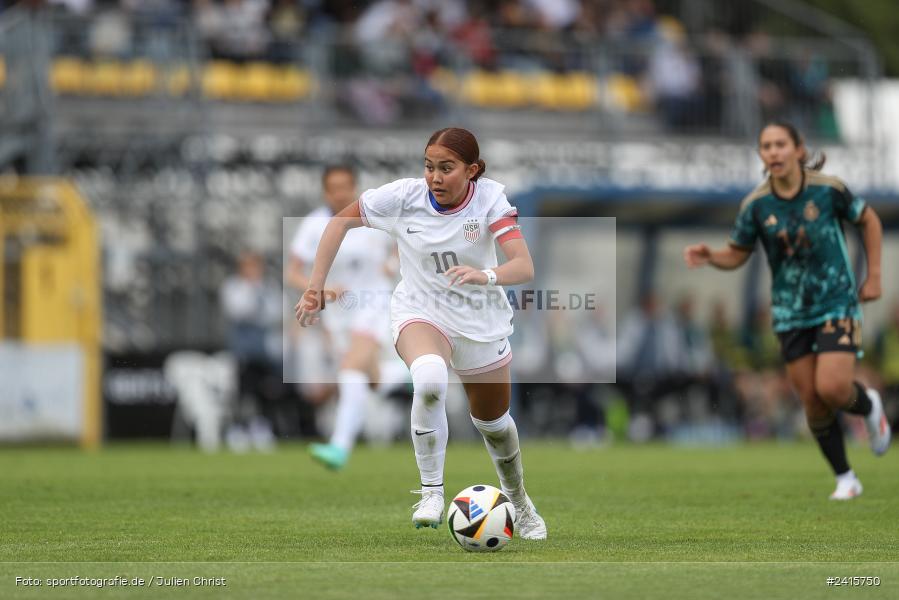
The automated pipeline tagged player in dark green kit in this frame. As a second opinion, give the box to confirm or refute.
[684,122,891,500]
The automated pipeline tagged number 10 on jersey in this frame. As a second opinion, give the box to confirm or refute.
[431,251,460,273]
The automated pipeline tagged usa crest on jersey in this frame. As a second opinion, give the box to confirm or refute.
[463,220,481,244]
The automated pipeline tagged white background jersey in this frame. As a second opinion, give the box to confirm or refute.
[290,206,395,332]
[359,177,519,342]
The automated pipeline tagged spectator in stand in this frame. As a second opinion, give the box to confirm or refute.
[788,50,836,137]
[451,0,497,69]
[746,31,789,126]
[605,0,657,40]
[219,251,282,451]
[648,17,703,130]
[674,293,714,384]
[196,0,269,62]
[495,0,538,31]
[734,305,796,439]
[616,290,688,441]
[266,0,305,63]
[525,0,580,31]
[570,304,616,446]
[708,299,746,423]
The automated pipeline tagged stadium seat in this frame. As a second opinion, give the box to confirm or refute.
[269,66,313,102]
[202,61,240,100]
[236,62,278,102]
[88,60,127,96]
[529,72,599,111]
[121,59,157,96]
[530,72,564,109]
[166,64,192,96]
[50,56,88,95]
[493,71,530,108]
[460,70,492,106]
[0,58,5,89]
[428,67,458,99]
[461,70,529,109]
[605,73,646,112]
[559,72,599,110]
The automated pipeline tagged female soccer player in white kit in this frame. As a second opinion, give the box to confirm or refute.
[287,165,400,470]
[296,128,546,539]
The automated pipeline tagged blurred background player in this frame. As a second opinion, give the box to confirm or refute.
[684,121,891,500]
[286,165,402,470]
[296,128,546,540]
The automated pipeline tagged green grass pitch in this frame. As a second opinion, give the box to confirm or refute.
[2,442,898,599]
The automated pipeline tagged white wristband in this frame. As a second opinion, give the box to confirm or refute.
[481,269,497,286]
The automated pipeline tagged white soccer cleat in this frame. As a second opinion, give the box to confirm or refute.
[864,388,891,457]
[411,489,445,529]
[514,495,547,540]
[829,476,863,501]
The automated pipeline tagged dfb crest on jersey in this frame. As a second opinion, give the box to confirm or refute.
[463,220,481,244]
[803,200,820,222]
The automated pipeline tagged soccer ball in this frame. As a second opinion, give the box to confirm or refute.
[447,484,516,552]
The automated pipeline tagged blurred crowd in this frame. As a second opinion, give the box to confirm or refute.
[5,0,838,135]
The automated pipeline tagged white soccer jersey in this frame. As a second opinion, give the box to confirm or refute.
[291,206,395,342]
[359,177,520,342]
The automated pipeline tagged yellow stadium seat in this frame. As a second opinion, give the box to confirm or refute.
[530,72,599,111]
[461,70,528,108]
[202,61,239,100]
[121,60,157,96]
[493,71,529,108]
[461,70,492,106]
[0,58,5,89]
[269,66,313,102]
[88,60,127,96]
[606,73,646,112]
[50,56,88,95]
[530,72,563,109]
[428,67,458,99]
[557,72,598,110]
[166,64,192,96]
[236,62,278,102]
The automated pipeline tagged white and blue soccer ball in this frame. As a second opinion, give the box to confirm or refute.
[447,484,516,552]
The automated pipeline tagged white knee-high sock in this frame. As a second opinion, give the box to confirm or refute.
[471,411,525,504]
[409,354,449,489]
[330,369,369,452]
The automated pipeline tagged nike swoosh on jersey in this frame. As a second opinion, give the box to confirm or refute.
[497,343,508,355]
[406,227,423,234]
[414,429,437,436]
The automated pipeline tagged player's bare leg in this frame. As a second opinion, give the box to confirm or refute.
[787,355,860,499]
[816,352,891,456]
[462,365,546,540]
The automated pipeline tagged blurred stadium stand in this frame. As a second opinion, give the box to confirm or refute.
[2,0,898,445]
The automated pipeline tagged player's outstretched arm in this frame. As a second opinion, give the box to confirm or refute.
[857,206,882,302]
[295,201,364,325]
[445,238,535,287]
[683,243,751,271]
[286,256,309,292]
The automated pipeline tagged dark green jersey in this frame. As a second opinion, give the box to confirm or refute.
[729,170,867,332]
